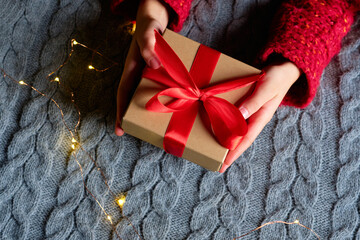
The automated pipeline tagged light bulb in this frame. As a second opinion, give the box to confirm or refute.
[117,194,127,208]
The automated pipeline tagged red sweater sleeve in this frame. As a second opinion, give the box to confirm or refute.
[111,0,192,32]
[262,0,359,108]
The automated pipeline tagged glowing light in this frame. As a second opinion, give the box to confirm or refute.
[107,215,113,224]
[19,80,26,85]
[72,39,78,45]
[118,199,125,206]
[88,65,94,70]
[72,138,76,143]
[71,144,76,150]
[294,219,300,224]
[130,21,136,35]
[54,77,60,82]
[117,194,127,208]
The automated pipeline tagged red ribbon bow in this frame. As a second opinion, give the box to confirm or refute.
[143,30,264,157]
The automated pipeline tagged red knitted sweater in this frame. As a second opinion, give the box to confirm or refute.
[111,0,359,108]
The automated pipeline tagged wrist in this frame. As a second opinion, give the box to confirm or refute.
[277,61,301,82]
[264,54,302,85]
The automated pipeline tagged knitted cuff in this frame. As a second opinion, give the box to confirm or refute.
[261,0,355,108]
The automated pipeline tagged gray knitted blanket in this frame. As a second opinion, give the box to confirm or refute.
[0,0,359,239]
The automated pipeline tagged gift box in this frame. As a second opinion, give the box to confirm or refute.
[121,29,262,171]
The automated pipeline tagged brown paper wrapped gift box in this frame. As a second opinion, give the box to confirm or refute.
[122,29,261,171]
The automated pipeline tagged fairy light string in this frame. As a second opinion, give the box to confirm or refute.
[0,21,320,239]
[1,34,141,240]
[45,35,142,240]
[234,219,320,239]
[72,150,122,239]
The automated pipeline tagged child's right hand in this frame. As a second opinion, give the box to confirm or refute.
[115,0,169,136]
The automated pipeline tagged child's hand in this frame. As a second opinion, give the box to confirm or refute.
[219,61,301,173]
[115,0,169,136]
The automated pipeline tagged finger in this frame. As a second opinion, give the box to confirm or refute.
[115,38,144,136]
[219,97,281,173]
[136,21,164,69]
[239,78,277,120]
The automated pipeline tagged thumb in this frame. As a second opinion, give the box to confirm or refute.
[238,80,276,120]
[136,22,164,69]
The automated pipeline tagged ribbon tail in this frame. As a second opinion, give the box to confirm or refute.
[163,102,199,157]
[199,103,213,136]
[142,67,183,88]
[154,30,199,93]
[203,72,264,96]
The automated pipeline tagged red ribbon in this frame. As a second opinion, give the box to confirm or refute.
[142,30,264,157]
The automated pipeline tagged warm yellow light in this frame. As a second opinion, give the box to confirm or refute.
[71,138,76,143]
[116,194,127,208]
[72,39,78,45]
[88,65,94,70]
[107,215,112,221]
[294,219,300,224]
[54,77,60,82]
[130,22,136,35]
[117,199,125,206]
[19,80,26,85]
[71,144,76,150]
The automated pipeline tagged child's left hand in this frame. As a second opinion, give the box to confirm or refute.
[219,60,301,173]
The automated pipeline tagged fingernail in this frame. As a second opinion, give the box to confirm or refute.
[148,57,161,69]
[115,122,124,136]
[239,106,249,119]
[219,163,229,173]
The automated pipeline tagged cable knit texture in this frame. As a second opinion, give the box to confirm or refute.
[0,0,359,239]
